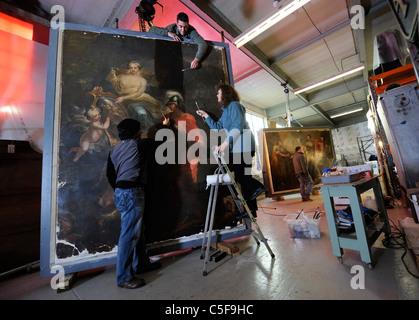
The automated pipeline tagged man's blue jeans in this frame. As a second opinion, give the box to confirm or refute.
[114,187,148,285]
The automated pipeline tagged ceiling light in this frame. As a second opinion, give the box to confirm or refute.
[293,64,365,94]
[330,107,364,119]
[233,0,312,48]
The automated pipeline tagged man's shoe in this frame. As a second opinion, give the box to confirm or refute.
[250,186,265,200]
[302,197,313,202]
[117,277,146,289]
[136,261,161,274]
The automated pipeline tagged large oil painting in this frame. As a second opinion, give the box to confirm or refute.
[262,128,335,197]
[40,24,246,277]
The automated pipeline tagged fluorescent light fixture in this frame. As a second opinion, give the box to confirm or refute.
[330,107,364,119]
[233,0,312,48]
[294,64,365,94]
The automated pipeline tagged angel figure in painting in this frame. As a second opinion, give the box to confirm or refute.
[69,106,110,162]
[106,60,170,133]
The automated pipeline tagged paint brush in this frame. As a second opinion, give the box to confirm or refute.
[296,209,303,219]
[195,101,206,123]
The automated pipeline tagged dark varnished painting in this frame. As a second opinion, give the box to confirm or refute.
[262,128,335,196]
[43,26,238,270]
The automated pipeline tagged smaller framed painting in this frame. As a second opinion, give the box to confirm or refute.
[262,127,335,197]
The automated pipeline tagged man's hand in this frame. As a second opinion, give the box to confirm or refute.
[168,32,181,41]
[191,58,200,69]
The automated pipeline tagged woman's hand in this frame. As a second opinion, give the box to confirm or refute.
[196,110,208,119]
[215,141,229,154]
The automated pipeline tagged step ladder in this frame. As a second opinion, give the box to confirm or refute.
[200,150,275,276]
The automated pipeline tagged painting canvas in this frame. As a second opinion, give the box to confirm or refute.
[40,24,247,277]
[262,128,335,196]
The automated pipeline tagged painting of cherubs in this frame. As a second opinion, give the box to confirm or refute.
[69,107,110,162]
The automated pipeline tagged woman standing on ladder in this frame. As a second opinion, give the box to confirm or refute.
[197,84,265,218]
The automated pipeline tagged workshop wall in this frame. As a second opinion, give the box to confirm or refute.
[331,121,376,165]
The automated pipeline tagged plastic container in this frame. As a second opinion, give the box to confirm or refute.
[284,213,321,239]
[337,164,373,175]
[320,173,361,184]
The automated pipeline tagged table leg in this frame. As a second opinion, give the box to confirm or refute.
[321,187,344,259]
[348,188,372,265]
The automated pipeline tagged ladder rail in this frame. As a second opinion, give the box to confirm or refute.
[215,152,275,258]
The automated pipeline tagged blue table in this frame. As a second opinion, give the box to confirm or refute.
[320,176,390,269]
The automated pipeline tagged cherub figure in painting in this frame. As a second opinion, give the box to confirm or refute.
[69,106,110,162]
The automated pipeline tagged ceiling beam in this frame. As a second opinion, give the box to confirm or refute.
[307,75,367,105]
[266,75,367,118]
[309,105,337,127]
[295,102,367,120]
[270,19,352,65]
[349,0,369,82]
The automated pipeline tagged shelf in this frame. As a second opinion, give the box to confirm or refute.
[320,176,390,267]
[369,63,417,95]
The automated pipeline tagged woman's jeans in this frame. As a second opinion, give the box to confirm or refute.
[114,187,148,285]
[228,152,264,213]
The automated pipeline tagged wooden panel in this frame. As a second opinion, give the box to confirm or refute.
[0,140,41,274]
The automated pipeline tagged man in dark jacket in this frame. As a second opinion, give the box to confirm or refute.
[148,12,208,69]
[292,146,313,202]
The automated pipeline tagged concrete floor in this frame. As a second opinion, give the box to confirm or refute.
[1,193,419,300]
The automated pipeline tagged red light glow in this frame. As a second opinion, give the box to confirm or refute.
[0,12,33,40]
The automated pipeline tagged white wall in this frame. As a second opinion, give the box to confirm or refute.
[331,121,377,165]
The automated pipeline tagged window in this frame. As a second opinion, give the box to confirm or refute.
[245,111,267,179]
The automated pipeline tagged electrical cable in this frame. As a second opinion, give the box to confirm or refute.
[381,218,419,279]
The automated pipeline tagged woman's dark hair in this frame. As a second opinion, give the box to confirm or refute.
[117,118,141,140]
[217,84,240,107]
